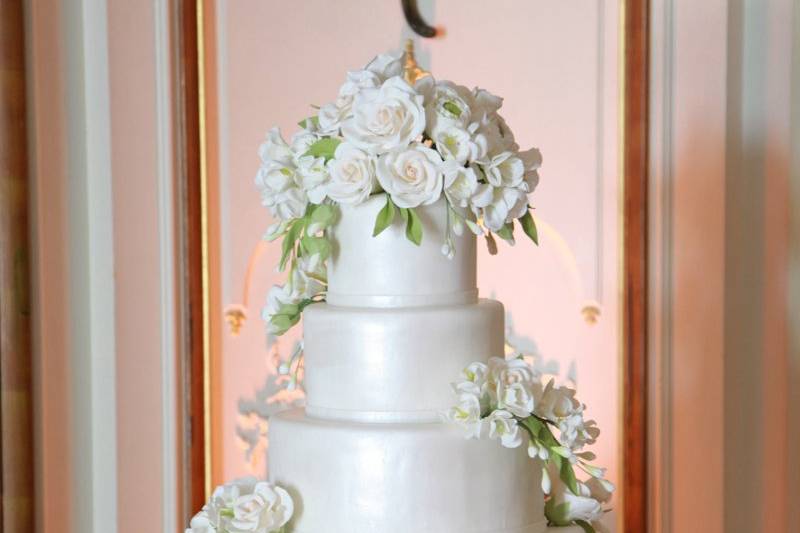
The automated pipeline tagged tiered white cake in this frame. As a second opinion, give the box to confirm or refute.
[268,194,548,533]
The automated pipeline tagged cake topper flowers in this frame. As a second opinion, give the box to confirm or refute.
[257,44,542,336]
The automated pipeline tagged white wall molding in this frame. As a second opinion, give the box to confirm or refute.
[62,0,118,531]
[647,1,675,531]
[154,0,179,530]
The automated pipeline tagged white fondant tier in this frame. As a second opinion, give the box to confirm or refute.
[269,409,547,533]
[302,299,504,422]
[326,194,477,307]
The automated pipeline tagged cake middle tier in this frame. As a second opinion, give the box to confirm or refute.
[303,299,504,423]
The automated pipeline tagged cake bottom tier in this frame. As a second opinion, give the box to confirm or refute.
[268,409,548,533]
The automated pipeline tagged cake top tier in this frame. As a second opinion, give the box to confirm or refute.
[327,194,476,307]
[255,48,542,334]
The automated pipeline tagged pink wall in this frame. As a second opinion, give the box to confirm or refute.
[28,1,72,531]
[107,1,166,531]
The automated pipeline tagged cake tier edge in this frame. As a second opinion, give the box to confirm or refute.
[268,409,547,533]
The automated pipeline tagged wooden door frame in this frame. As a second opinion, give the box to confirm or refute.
[173,2,652,530]
[622,0,650,531]
[0,1,36,531]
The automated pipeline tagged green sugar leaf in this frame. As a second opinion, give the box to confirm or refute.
[303,137,342,161]
[496,221,515,244]
[405,207,423,246]
[297,116,320,129]
[519,210,539,245]
[372,195,396,237]
[300,236,331,260]
[575,520,596,533]
[308,204,337,234]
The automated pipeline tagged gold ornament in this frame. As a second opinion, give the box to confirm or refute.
[403,39,430,85]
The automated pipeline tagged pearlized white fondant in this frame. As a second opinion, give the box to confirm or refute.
[303,299,504,423]
[326,194,477,307]
[269,409,547,533]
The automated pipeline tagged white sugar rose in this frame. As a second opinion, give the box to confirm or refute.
[258,127,294,166]
[486,409,523,449]
[289,253,326,301]
[536,380,580,422]
[185,511,216,533]
[487,357,540,417]
[431,123,485,164]
[447,391,484,439]
[471,185,527,231]
[342,77,426,154]
[255,163,308,221]
[326,142,376,205]
[376,144,443,208]
[519,147,543,193]
[546,469,604,525]
[442,161,479,209]
[483,151,525,188]
[416,77,474,130]
[230,482,294,532]
[290,130,318,161]
[365,52,403,80]
[472,87,503,118]
[295,155,329,204]
[318,69,382,134]
[255,128,307,220]
[263,284,300,332]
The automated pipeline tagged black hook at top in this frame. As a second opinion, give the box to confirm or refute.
[402,0,437,38]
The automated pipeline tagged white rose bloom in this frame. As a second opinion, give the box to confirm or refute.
[546,470,604,524]
[230,482,294,532]
[476,113,518,154]
[442,160,479,209]
[255,129,308,220]
[472,87,504,118]
[341,77,426,154]
[417,78,474,131]
[472,185,527,231]
[258,127,294,166]
[486,409,523,449]
[295,155,329,204]
[290,130,318,160]
[364,52,403,80]
[318,69,382,134]
[518,147,543,193]
[376,144,443,208]
[289,253,326,301]
[431,122,482,164]
[487,357,540,417]
[447,391,484,439]
[462,361,489,386]
[536,381,580,422]
[255,162,308,220]
[326,142,376,205]
[185,511,216,533]
[262,285,300,330]
[483,151,525,188]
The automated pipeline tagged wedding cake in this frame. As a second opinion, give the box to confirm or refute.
[185,45,612,533]
[268,195,547,532]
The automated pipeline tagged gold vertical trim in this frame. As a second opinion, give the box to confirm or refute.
[195,0,213,499]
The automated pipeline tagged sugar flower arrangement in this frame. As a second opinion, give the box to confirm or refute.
[185,477,294,533]
[446,356,614,532]
[257,50,542,336]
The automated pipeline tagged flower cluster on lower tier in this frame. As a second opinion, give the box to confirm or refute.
[256,51,542,337]
[186,477,293,533]
[446,357,614,531]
